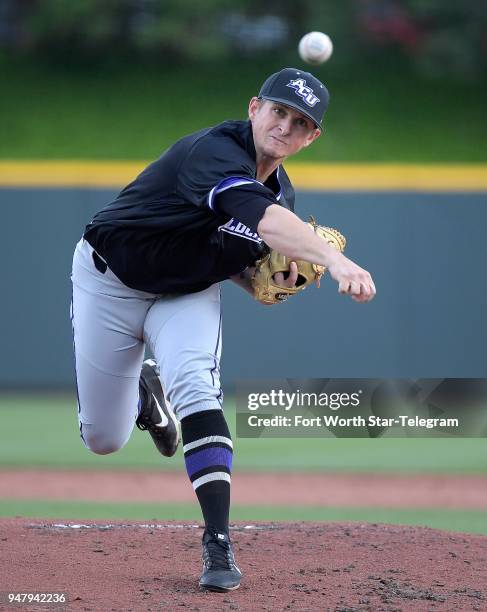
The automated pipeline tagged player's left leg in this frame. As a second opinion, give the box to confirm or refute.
[71,238,179,456]
[71,238,150,454]
[144,284,241,591]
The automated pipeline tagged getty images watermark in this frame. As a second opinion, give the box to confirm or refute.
[235,378,487,438]
[247,388,362,411]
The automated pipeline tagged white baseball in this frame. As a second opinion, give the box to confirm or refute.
[298,31,333,64]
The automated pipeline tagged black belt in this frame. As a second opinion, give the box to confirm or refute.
[92,250,108,274]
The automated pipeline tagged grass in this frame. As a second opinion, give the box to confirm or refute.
[1,500,486,535]
[1,57,486,162]
[2,393,486,534]
[1,393,487,473]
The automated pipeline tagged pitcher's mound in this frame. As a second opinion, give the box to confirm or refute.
[1,519,486,611]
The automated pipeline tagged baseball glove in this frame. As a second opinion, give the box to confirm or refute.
[251,216,346,305]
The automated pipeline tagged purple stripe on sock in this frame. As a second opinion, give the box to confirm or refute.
[184,447,233,478]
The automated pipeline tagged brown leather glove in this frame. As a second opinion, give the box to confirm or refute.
[251,216,346,305]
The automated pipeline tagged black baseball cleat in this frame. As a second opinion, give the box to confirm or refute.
[199,528,242,592]
[136,359,180,457]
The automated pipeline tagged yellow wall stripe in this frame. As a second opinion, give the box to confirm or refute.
[0,161,486,191]
[286,163,487,192]
[0,161,146,189]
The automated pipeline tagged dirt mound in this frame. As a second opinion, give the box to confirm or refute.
[1,519,486,611]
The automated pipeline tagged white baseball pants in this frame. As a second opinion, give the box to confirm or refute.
[70,238,223,455]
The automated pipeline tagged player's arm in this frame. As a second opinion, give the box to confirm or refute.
[257,204,376,302]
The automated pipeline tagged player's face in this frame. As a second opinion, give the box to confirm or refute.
[248,98,321,160]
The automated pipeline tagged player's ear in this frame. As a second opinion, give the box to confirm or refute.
[248,97,262,120]
[303,128,321,147]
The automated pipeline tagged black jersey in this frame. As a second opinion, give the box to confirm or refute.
[84,120,295,294]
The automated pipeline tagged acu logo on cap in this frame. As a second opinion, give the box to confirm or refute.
[286,78,320,107]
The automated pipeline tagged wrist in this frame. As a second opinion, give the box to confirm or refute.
[321,243,342,268]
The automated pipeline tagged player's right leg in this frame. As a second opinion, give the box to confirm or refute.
[144,284,241,591]
[70,238,156,455]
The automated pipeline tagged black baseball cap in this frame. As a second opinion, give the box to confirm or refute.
[258,67,329,130]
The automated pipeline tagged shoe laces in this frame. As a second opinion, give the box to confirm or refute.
[203,538,235,571]
[136,412,164,435]
[136,388,161,432]
[135,414,150,431]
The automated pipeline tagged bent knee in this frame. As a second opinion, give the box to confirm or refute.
[80,424,129,455]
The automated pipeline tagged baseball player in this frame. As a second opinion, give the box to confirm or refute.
[70,67,376,593]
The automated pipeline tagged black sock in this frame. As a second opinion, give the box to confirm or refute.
[181,410,232,535]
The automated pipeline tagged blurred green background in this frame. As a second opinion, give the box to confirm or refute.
[1,0,486,161]
[1,57,486,162]
[1,1,486,534]
[3,394,487,472]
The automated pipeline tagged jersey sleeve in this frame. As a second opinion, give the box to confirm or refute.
[177,131,278,232]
